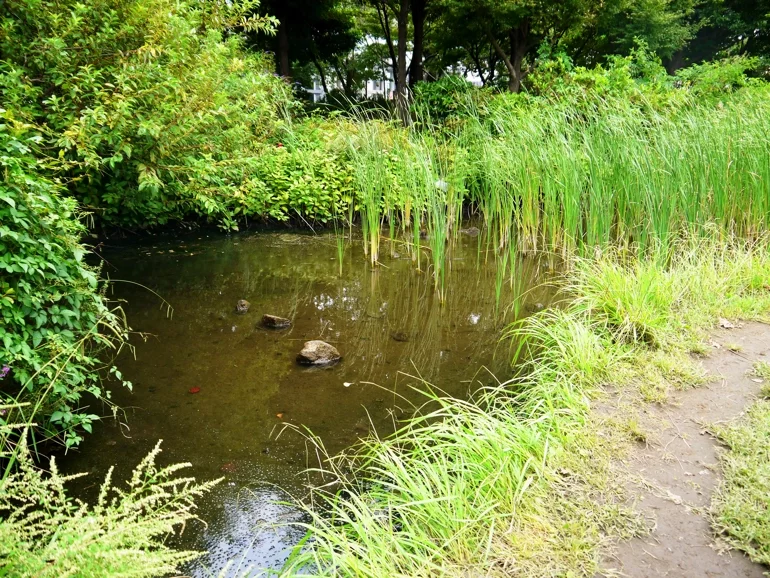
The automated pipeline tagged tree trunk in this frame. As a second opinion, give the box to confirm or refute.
[332,61,349,94]
[665,50,685,75]
[508,21,529,93]
[488,50,498,84]
[410,0,426,87]
[373,1,398,90]
[396,0,410,124]
[487,20,529,93]
[487,32,517,92]
[311,55,329,95]
[277,19,290,78]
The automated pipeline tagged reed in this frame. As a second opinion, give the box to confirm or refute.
[343,86,770,282]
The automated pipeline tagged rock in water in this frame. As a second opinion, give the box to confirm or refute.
[297,340,341,366]
[236,299,250,314]
[262,314,291,329]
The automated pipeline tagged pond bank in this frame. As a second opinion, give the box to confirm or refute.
[275,238,770,577]
[59,228,555,573]
[602,322,770,577]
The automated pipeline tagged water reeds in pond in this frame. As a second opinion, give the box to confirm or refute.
[343,88,770,284]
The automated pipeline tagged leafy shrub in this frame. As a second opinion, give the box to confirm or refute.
[0,0,289,230]
[411,75,480,122]
[528,43,676,106]
[0,113,127,448]
[676,56,761,97]
[243,144,354,223]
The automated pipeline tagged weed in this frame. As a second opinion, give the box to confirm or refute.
[711,400,770,566]
[751,360,770,380]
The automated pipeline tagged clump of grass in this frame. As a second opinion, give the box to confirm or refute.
[279,378,642,578]
[711,400,770,566]
[751,360,770,380]
[621,418,649,444]
[344,88,770,298]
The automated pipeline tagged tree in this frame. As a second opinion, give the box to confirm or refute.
[257,0,358,79]
[410,0,428,86]
[435,0,598,92]
[568,0,698,68]
[680,0,770,65]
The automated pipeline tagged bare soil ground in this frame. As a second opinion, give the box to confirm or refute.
[601,322,770,578]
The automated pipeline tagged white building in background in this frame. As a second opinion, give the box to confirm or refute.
[306,65,483,103]
[304,35,485,103]
[306,73,398,103]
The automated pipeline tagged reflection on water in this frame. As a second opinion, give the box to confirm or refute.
[61,229,556,575]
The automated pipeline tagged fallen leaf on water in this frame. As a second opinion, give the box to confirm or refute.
[276,412,284,419]
[189,387,201,394]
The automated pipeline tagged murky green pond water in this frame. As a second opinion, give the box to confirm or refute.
[62,229,555,575]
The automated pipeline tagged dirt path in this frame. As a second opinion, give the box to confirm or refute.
[602,322,770,578]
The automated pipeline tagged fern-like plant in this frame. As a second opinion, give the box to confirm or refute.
[0,417,220,578]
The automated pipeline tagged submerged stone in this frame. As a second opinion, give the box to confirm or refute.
[526,302,545,313]
[297,340,341,366]
[235,299,250,314]
[262,314,291,329]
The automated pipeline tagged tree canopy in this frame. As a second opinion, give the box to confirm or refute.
[252,0,768,94]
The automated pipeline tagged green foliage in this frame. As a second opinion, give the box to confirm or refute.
[0,422,219,577]
[0,113,128,448]
[711,399,770,566]
[243,119,355,223]
[528,43,674,102]
[580,0,697,61]
[1,0,291,229]
[411,75,478,122]
[278,375,640,577]
[676,56,762,96]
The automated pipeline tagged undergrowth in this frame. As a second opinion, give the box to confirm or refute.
[0,432,219,577]
[0,350,220,576]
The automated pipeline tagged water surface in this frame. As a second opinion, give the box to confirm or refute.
[63,229,555,575]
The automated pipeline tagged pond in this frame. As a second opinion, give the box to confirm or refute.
[61,228,556,575]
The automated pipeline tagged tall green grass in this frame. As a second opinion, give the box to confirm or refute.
[342,87,770,297]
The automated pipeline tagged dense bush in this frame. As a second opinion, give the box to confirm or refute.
[411,75,481,122]
[676,56,763,96]
[1,0,290,229]
[0,113,126,448]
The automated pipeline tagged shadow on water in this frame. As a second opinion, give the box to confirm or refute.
[60,228,558,575]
